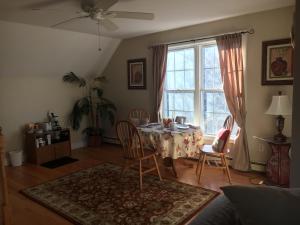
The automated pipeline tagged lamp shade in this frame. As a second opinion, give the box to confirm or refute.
[265,95,292,115]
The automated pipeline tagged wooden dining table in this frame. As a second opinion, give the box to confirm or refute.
[137,123,204,177]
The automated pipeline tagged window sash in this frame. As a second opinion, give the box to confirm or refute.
[163,41,229,136]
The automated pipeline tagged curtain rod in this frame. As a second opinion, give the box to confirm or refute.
[149,28,254,49]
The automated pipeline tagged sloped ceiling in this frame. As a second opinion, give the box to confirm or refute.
[0,20,121,77]
[0,0,295,39]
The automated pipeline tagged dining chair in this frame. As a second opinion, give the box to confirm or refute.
[196,115,234,184]
[128,109,151,126]
[116,120,162,190]
[0,127,12,225]
[175,116,186,124]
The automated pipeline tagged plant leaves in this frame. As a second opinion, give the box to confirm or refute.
[70,97,90,130]
[63,72,86,87]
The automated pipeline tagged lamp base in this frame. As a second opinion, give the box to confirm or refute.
[273,115,286,142]
[273,133,287,142]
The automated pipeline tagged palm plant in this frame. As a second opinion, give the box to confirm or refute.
[63,72,116,137]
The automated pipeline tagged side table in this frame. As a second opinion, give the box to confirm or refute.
[254,136,291,187]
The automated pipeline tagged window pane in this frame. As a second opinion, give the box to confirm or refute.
[163,93,168,114]
[203,68,214,89]
[166,71,175,90]
[167,51,174,71]
[184,48,194,70]
[184,93,194,111]
[174,50,184,70]
[214,47,219,67]
[175,71,184,89]
[215,114,227,130]
[168,93,175,110]
[183,111,194,123]
[201,91,214,113]
[204,46,215,68]
[201,91,230,135]
[214,92,227,113]
[185,70,195,89]
[214,68,222,89]
[204,112,214,135]
[174,93,184,110]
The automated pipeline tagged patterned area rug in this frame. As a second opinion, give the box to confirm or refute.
[22,163,218,225]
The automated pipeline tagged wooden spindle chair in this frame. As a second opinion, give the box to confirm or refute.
[128,109,151,125]
[116,121,162,190]
[196,115,234,184]
[0,127,12,225]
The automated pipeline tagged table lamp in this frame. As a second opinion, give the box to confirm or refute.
[265,91,292,142]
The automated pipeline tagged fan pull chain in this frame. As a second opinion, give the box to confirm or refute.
[97,21,102,51]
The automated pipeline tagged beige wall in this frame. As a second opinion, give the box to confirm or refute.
[102,7,294,168]
[0,20,120,153]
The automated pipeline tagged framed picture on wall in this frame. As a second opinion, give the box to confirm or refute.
[261,38,294,85]
[127,58,146,89]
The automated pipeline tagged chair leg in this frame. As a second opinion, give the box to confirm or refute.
[153,155,162,181]
[222,155,232,184]
[196,152,202,175]
[198,154,206,184]
[139,160,143,190]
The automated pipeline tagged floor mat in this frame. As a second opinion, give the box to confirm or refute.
[41,156,78,169]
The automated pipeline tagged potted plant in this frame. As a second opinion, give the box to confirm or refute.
[63,72,116,147]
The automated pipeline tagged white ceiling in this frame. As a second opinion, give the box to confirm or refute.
[0,0,295,39]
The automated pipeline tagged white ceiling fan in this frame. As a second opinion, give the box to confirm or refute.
[30,0,155,31]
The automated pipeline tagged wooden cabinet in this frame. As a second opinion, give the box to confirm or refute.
[53,141,70,159]
[25,129,71,165]
[37,145,55,164]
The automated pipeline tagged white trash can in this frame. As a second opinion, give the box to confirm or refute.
[9,150,23,167]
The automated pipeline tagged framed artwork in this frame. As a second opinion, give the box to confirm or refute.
[127,58,146,89]
[261,38,293,85]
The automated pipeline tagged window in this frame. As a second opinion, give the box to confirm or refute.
[163,48,195,123]
[163,41,231,136]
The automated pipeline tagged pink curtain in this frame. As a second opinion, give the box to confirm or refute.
[153,45,168,121]
[216,34,250,171]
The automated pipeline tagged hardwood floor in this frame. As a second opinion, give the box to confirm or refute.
[6,144,264,225]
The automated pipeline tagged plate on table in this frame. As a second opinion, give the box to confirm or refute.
[146,123,161,127]
[177,124,189,130]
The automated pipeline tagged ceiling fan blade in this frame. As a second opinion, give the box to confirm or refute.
[23,0,72,9]
[31,8,83,14]
[100,19,118,31]
[110,11,154,20]
[51,15,89,27]
[95,0,118,10]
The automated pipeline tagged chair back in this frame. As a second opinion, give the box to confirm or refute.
[0,127,11,225]
[223,115,234,130]
[175,116,186,124]
[128,109,150,125]
[222,115,234,153]
[116,121,144,160]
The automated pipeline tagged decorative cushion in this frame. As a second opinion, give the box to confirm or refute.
[221,185,300,225]
[212,128,230,152]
